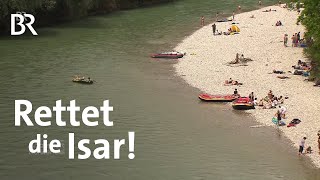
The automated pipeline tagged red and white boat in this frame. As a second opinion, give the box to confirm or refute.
[198,93,239,102]
[232,97,255,110]
[151,51,184,59]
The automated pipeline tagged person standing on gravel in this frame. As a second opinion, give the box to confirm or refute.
[299,137,307,155]
[212,23,216,36]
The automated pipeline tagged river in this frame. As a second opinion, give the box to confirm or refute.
[0,0,319,179]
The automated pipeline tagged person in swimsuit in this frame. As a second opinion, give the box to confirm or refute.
[201,16,205,26]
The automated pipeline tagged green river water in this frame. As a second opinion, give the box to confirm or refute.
[0,0,320,179]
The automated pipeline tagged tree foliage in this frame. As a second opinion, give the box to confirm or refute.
[0,0,173,33]
[299,0,320,77]
[288,0,320,77]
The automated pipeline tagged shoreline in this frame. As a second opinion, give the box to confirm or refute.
[174,5,320,168]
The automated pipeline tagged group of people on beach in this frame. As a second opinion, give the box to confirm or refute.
[291,32,302,47]
[257,90,285,110]
[283,32,305,47]
[200,1,320,159]
[234,87,319,156]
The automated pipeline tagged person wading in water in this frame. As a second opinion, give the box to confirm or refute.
[201,16,205,26]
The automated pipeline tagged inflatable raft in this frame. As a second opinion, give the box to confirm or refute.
[232,97,255,110]
[198,94,239,102]
[151,52,184,59]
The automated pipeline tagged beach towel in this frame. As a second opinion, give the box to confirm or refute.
[287,118,301,127]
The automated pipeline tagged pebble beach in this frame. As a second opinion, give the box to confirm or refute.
[174,5,320,168]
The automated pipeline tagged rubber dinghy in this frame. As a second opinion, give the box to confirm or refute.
[198,94,239,102]
[232,97,255,110]
[151,52,184,59]
[72,79,94,84]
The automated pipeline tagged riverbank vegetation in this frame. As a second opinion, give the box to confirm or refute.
[289,0,320,78]
[0,0,174,34]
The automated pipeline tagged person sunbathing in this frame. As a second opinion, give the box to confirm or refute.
[273,70,284,74]
[258,99,264,106]
[263,102,272,109]
[223,31,231,35]
[277,75,289,79]
[229,53,239,64]
[224,79,242,86]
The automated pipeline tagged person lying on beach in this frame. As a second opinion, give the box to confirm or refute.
[314,79,320,87]
[263,101,272,109]
[292,64,311,71]
[263,9,277,12]
[250,15,255,18]
[216,30,222,35]
[223,31,231,35]
[273,70,284,74]
[224,80,243,86]
[277,75,289,79]
[258,99,264,106]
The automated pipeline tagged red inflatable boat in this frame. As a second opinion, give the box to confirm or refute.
[198,94,239,102]
[232,97,255,110]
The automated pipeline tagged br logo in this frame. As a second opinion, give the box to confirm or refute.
[11,12,38,36]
